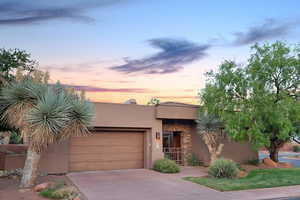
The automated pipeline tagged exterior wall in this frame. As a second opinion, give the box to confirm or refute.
[156,104,198,120]
[92,102,157,128]
[39,141,69,173]
[191,127,258,165]
[0,143,69,173]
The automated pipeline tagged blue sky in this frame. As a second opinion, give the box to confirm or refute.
[1,0,300,103]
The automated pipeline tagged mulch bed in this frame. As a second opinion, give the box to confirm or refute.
[0,175,69,200]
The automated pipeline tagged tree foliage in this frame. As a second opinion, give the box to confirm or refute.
[200,41,300,162]
[0,48,36,81]
[147,97,160,105]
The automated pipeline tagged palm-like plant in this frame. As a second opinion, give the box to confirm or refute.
[0,80,94,188]
[197,112,225,165]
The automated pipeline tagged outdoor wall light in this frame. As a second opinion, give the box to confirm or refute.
[156,132,161,140]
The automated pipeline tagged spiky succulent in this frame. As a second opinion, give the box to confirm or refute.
[0,79,94,152]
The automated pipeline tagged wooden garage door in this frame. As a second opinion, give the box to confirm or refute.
[69,131,144,171]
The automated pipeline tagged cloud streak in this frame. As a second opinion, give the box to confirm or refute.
[0,0,124,25]
[110,38,211,74]
[63,84,155,93]
[233,19,299,46]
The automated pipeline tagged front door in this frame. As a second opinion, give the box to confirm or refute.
[162,131,182,164]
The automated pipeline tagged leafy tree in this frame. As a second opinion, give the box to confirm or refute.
[0,80,94,188]
[0,48,36,81]
[200,41,300,162]
[147,97,160,105]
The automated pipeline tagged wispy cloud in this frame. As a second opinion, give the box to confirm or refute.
[63,84,155,93]
[0,0,124,26]
[233,18,299,46]
[110,38,211,75]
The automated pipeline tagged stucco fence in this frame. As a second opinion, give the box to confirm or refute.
[0,144,27,171]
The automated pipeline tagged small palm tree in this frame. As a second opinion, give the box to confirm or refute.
[0,80,94,188]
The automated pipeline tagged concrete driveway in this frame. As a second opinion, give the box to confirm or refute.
[68,168,300,200]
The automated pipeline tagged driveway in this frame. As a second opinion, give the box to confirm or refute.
[68,167,300,200]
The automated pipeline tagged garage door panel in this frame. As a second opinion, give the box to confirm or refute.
[69,131,144,171]
[70,160,144,171]
[71,134,143,146]
[70,146,143,154]
[70,152,144,162]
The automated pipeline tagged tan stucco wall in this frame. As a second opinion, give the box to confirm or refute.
[39,141,69,173]
[191,126,258,165]
[156,104,198,120]
[92,102,156,128]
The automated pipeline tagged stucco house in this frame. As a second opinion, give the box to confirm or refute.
[1,101,258,173]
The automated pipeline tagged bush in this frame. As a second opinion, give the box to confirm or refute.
[39,182,78,199]
[186,153,203,166]
[208,159,238,179]
[153,158,180,173]
[9,131,23,144]
[292,145,300,152]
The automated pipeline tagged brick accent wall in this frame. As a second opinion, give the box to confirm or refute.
[162,120,195,165]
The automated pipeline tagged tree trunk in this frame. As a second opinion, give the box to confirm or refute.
[268,140,284,163]
[19,145,41,188]
[269,146,279,162]
[22,130,29,145]
[210,153,218,165]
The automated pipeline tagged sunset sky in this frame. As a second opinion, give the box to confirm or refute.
[1,0,300,104]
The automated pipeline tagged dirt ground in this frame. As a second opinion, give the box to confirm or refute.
[0,175,69,200]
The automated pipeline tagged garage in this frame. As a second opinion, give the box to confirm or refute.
[69,131,145,172]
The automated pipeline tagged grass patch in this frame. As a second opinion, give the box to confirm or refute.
[184,168,300,191]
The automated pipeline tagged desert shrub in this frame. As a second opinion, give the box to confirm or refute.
[153,158,180,173]
[186,153,203,166]
[208,158,238,179]
[9,131,23,144]
[40,183,78,200]
[40,188,61,199]
[247,158,260,166]
[292,145,300,152]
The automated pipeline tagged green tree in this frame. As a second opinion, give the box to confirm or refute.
[0,80,94,188]
[200,41,300,162]
[147,97,160,105]
[0,48,36,81]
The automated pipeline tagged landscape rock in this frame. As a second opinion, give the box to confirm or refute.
[18,188,31,193]
[262,158,278,168]
[237,170,248,178]
[33,182,55,192]
[278,162,294,168]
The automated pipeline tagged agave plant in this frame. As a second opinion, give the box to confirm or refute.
[0,80,94,188]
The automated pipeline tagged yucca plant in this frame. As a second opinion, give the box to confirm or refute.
[0,80,94,188]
